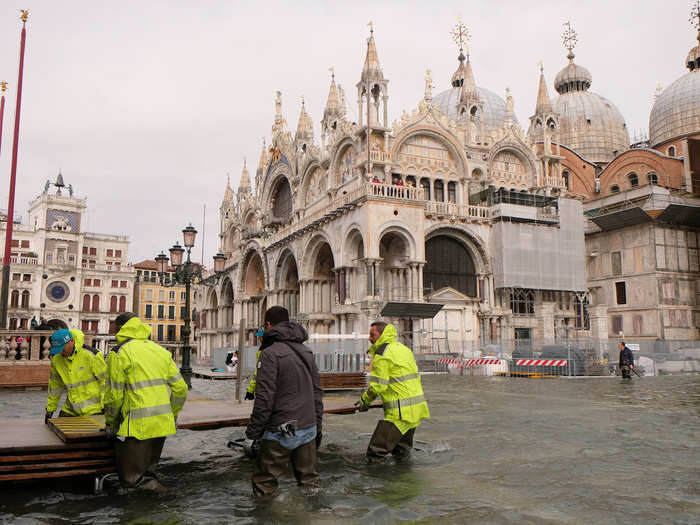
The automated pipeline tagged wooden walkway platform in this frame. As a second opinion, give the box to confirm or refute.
[0,394,376,482]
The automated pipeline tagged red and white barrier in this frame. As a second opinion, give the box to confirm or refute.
[464,358,502,367]
[438,358,462,366]
[515,359,568,366]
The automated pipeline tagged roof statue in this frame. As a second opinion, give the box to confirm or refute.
[424,68,434,101]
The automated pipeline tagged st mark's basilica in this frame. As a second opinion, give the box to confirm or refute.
[197,14,700,357]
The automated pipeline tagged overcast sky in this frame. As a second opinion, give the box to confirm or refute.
[0,0,694,266]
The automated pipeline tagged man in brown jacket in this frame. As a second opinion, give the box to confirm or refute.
[245,306,323,497]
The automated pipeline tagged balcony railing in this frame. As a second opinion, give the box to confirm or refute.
[0,330,52,361]
[9,257,38,265]
[424,201,489,220]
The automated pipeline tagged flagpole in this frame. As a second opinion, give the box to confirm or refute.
[1,11,30,329]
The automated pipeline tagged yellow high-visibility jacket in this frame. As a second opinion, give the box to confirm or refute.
[360,324,430,434]
[246,349,262,394]
[104,317,188,440]
[46,329,106,416]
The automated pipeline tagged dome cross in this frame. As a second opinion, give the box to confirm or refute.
[562,21,578,61]
[691,1,700,33]
[451,17,471,53]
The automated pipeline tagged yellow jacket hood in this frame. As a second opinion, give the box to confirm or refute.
[116,317,152,343]
[368,324,398,355]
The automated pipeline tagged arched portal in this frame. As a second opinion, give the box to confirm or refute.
[221,277,234,330]
[424,235,477,297]
[311,243,335,314]
[242,251,266,332]
[276,251,300,319]
[271,178,293,222]
[379,232,411,301]
[342,229,365,304]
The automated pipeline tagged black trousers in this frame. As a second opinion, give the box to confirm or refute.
[115,436,166,489]
[252,438,319,497]
[367,420,415,461]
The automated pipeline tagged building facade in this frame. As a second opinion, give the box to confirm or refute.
[198,17,700,358]
[133,260,193,345]
[0,174,134,346]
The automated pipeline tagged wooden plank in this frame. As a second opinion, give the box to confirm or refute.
[0,458,115,472]
[0,449,114,464]
[48,415,106,442]
[0,466,116,482]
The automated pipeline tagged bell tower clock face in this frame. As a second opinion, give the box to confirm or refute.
[46,281,70,303]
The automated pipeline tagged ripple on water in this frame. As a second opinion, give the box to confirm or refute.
[1,375,699,524]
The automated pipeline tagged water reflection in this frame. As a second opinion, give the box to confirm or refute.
[1,374,698,524]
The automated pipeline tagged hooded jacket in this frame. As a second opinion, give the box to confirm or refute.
[104,317,188,440]
[360,324,430,434]
[46,328,106,416]
[245,321,323,441]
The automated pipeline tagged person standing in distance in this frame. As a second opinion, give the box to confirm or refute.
[356,322,430,462]
[245,327,266,400]
[104,312,188,490]
[245,306,323,497]
[45,328,106,423]
[618,341,635,379]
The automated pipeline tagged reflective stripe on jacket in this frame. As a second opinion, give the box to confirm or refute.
[104,317,188,440]
[46,329,106,416]
[360,324,430,433]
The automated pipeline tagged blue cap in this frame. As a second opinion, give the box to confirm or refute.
[49,329,73,355]
[254,328,264,337]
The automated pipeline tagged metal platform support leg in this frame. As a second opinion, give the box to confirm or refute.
[94,473,115,493]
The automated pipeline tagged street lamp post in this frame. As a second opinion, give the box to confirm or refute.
[155,224,227,388]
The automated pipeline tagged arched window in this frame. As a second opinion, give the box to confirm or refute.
[82,294,91,311]
[434,180,444,202]
[668,146,676,156]
[119,296,126,313]
[424,236,477,297]
[110,295,118,313]
[420,178,431,200]
[271,178,292,221]
[510,289,535,316]
[21,290,30,309]
[447,181,457,203]
[628,173,638,187]
[562,171,570,189]
[92,295,100,312]
[611,185,620,194]
[647,172,658,185]
[10,290,19,307]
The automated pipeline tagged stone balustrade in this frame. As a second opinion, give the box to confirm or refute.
[0,330,51,361]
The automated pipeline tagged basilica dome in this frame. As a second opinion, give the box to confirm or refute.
[648,32,700,148]
[551,54,629,164]
[433,86,517,137]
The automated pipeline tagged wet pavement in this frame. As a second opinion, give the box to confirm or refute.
[1,374,699,524]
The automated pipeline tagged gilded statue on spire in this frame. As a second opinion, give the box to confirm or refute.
[0,81,7,94]
[562,21,578,60]
[450,17,471,53]
[20,9,29,23]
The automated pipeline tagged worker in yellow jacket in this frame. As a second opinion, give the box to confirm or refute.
[245,327,265,400]
[45,328,106,423]
[356,322,430,461]
[104,313,188,490]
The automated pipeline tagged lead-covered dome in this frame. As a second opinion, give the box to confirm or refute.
[433,86,517,136]
[649,30,700,148]
[551,52,629,164]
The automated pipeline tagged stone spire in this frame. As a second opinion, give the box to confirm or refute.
[239,158,251,192]
[255,137,266,196]
[535,64,553,114]
[296,97,314,143]
[459,53,479,104]
[361,23,383,83]
[223,173,234,202]
[324,68,340,117]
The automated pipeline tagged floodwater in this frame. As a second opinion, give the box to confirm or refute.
[1,374,699,525]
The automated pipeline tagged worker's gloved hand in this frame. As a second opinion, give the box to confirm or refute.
[105,426,117,440]
[354,400,369,412]
[44,411,53,425]
[315,431,322,450]
[245,391,255,401]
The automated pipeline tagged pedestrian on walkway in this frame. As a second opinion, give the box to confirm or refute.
[104,312,188,491]
[245,306,323,498]
[618,341,635,379]
[45,328,106,423]
[356,322,430,462]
